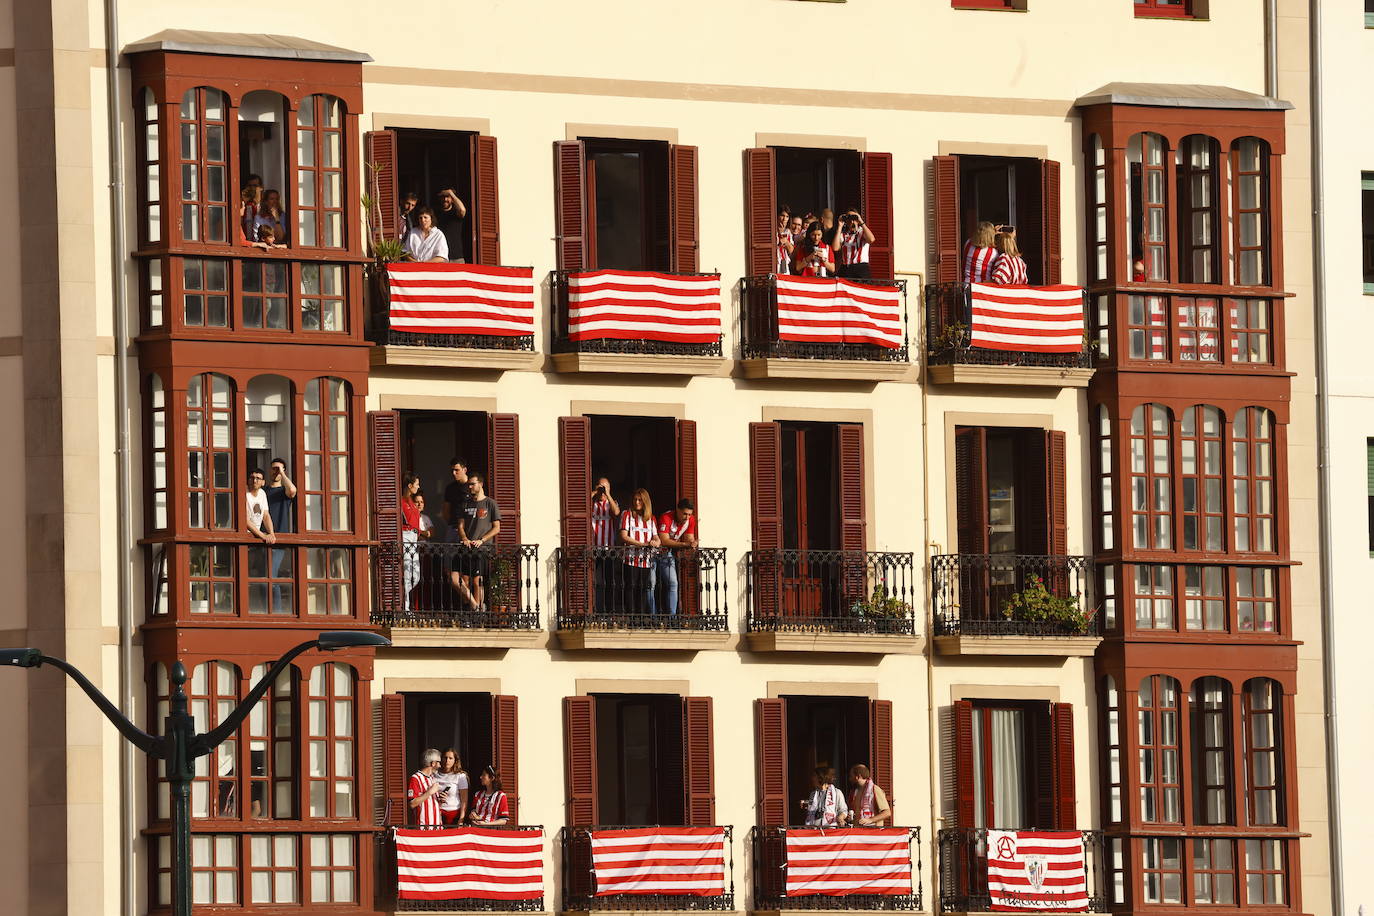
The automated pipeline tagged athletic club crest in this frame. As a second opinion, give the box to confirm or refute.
[986,829,1089,912]
[1024,854,1048,891]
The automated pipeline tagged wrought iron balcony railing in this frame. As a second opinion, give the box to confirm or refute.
[936,828,1107,913]
[741,274,910,362]
[375,824,546,912]
[751,826,923,910]
[930,553,1097,637]
[549,269,725,357]
[371,541,541,629]
[553,546,728,631]
[561,825,735,911]
[744,549,916,635]
[924,282,1092,369]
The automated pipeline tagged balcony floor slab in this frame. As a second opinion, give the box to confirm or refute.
[381,626,548,649]
[926,364,1095,387]
[556,628,734,650]
[370,345,542,371]
[551,352,731,376]
[564,912,741,916]
[752,911,931,916]
[745,631,926,655]
[739,357,914,382]
[933,634,1102,657]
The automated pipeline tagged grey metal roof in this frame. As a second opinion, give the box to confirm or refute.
[124,29,372,63]
[1076,82,1292,111]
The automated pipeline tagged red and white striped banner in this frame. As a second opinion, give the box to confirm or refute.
[395,827,543,901]
[568,270,722,343]
[969,284,1084,353]
[987,830,1088,912]
[784,828,913,897]
[387,263,536,337]
[590,827,726,896]
[776,276,904,349]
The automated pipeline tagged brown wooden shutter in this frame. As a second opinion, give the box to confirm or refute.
[933,155,961,283]
[1046,429,1068,556]
[749,422,783,619]
[1042,159,1063,285]
[369,411,402,612]
[682,696,716,825]
[554,140,587,271]
[862,152,895,280]
[838,425,866,551]
[952,699,975,828]
[755,698,788,826]
[1031,702,1057,828]
[744,147,777,276]
[364,130,398,245]
[954,427,988,554]
[381,693,407,824]
[488,413,521,545]
[471,134,501,266]
[670,145,700,273]
[491,694,519,824]
[559,416,592,615]
[1051,702,1077,829]
[563,696,598,826]
[869,699,894,820]
[676,419,701,617]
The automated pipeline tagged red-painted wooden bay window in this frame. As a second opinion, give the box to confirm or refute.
[295,94,346,249]
[1136,675,1182,823]
[177,87,230,244]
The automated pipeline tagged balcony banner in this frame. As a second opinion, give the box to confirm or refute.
[386,263,536,337]
[986,829,1088,912]
[969,284,1084,353]
[776,276,904,349]
[784,827,913,896]
[590,826,727,896]
[394,826,544,901]
[567,270,722,343]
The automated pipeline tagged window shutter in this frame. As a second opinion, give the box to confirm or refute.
[838,425,866,551]
[1052,702,1077,829]
[750,422,783,619]
[869,699,895,820]
[381,693,407,824]
[755,698,788,826]
[491,694,519,824]
[1032,702,1057,829]
[364,130,398,245]
[488,413,521,545]
[862,152,895,280]
[471,134,502,266]
[563,696,598,826]
[1041,159,1063,285]
[683,696,716,825]
[559,416,592,615]
[554,140,587,271]
[744,147,777,276]
[670,145,700,273]
[677,419,701,617]
[1046,429,1068,556]
[952,700,975,828]
[932,155,961,283]
[954,427,989,554]
[369,411,402,613]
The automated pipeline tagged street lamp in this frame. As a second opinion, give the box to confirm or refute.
[1,630,391,916]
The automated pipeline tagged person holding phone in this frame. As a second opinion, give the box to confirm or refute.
[795,223,835,277]
[591,478,620,612]
[408,748,445,827]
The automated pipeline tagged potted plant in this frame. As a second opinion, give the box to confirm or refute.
[849,584,913,633]
[486,556,515,625]
[1000,575,1094,635]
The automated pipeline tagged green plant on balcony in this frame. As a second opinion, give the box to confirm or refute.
[1000,574,1092,634]
[932,321,970,352]
[486,556,515,613]
[362,161,406,269]
[850,584,912,620]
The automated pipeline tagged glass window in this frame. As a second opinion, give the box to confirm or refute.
[300,263,346,332]
[296,94,345,248]
[1233,407,1276,553]
[1127,133,1169,281]
[1137,675,1181,823]
[182,258,229,328]
[1183,566,1225,630]
[1127,295,1168,361]
[301,377,351,532]
[1180,406,1224,551]
[1192,838,1236,905]
[1089,135,1108,281]
[1363,173,1374,292]
[1177,136,1219,283]
[1141,837,1183,903]
[178,87,229,243]
[1177,298,1221,362]
[306,547,352,616]
[139,87,162,245]
[1232,138,1270,286]
[1191,677,1232,824]
[156,833,239,906]
[1098,405,1116,550]
[1133,564,1174,630]
[188,544,235,615]
[1244,839,1285,905]
[241,261,289,329]
[250,834,299,904]
[309,834,357,904]
[1130,404,1172,549]
[186,373,234,529]
[247,545,294,615]
[1244,679,1283,826]
[247,663,295,820]
[148,374,168,529]
[1229,298,1272,364]
[1235,566,1277,632]
[305,663,356,819]
[144,258,165,329]
[1104,675,1122,823]
[155,661,239,819]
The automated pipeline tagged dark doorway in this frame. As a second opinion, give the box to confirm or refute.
[774,147,862,226]
[783,695,869,822]
[958,155,1045,284]
[594,694,685,824]
[780,421,840,552]
[582,138,671,271]
[400,410,489,527]
[404,692,495,778]
[395,127,476,259]
[589,414,677,513]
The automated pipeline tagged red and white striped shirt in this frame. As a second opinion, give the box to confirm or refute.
[991,253,1028,285]
[963,240,998,284]
[619,510,657,568]
[797,245,831,278]
[408,771,442,827]
[471,789,510,823]
[836,227,871,266]
[591,498,615,547]
[776,229,793,275]
[657,511,697,543]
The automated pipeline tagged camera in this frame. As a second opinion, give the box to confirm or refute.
[595,485,606,494]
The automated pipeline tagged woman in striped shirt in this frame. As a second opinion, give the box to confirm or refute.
[990,231,1029,286]
[962,220,998,284]
[468,765,511,826]
[619,488,661,614]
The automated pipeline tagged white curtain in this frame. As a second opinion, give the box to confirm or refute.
[991,708,1025,827]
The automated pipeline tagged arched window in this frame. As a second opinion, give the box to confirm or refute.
[1126,132,1169,281]
[305,662,356,819]
[296,94,345,248]
[1137,674,1181,823]
[155,661,240,820]
[186,373,234,529]
[1180,405,1224,551]
[1191,677,1232,824]
[302,377,351,531]
[138,87,162,244]
[238,90,290,247]
[1176,135,1220,284]
[1130,404,1172,549]
[1233,407,1276,552]
[1243,678,1283,826]
[1088,134,1107,281]
[1231,138,1270,286]
[148,374,168,530]
[1104,675,1122,823]
[178,87,229,243]
[245,375,296,614]
[247,663,295,819]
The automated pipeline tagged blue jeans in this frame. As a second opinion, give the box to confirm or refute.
[652,552,679,616]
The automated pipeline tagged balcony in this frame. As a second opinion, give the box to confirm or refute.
[549,269,729,376]
[739,275,912,382]
[371,541,543,648]
[751,826,923,912]
[936,828,1107,914]
[375,824,546,913]
[553,546,730,650]
[924,282,1094,387]
[743,550,922,654]
[930,553,1100,657]
[366,262,541,371]
[561,825,736,913]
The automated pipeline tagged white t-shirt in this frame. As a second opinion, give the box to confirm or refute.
[405,227,450,262]
[247,489,270,531]
[435,770,469,812]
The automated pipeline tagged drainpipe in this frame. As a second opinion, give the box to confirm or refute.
[101,1,139,915]
[1264,0,1279,98]
[1307,1,1345,914]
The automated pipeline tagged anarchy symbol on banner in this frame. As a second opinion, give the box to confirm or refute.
[994,835,1016,860]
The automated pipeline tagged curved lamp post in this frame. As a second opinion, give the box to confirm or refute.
[1,630,391,916]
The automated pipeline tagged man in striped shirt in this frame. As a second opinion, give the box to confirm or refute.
[591,477,620,612]
[408,748,445,827]
[831,209,875,279]
[653,498,697,616]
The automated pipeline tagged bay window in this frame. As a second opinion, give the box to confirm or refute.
[1243,678,1283,826]
[1137,675,1181,823]
[1191,677,1232,824]
[295,94,346,248]
[302,376,352,532]
[186,373,234,529]
[1130,404,1173,550]
[1231,138,1270,286]
[178,87,230,243]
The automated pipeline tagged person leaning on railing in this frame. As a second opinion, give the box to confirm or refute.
[653,498,698,617]
[848,764,892,826]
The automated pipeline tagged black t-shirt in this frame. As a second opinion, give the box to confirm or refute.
[438,208,465,261]
[443,481,467,533]
[266,484,292,534]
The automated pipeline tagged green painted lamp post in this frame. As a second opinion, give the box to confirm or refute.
[1,630,390,916]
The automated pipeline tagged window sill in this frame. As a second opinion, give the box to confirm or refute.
[379,625,547,649]
[550,351,731,377]
[370,343,542,372]
[739,357,914,383]
[927,364,1094,388]
[555,628,733,651]
[745,630,925,655]
[934,634,1102,657]
[952,4,1028,11]
[1133,12,1208,21]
